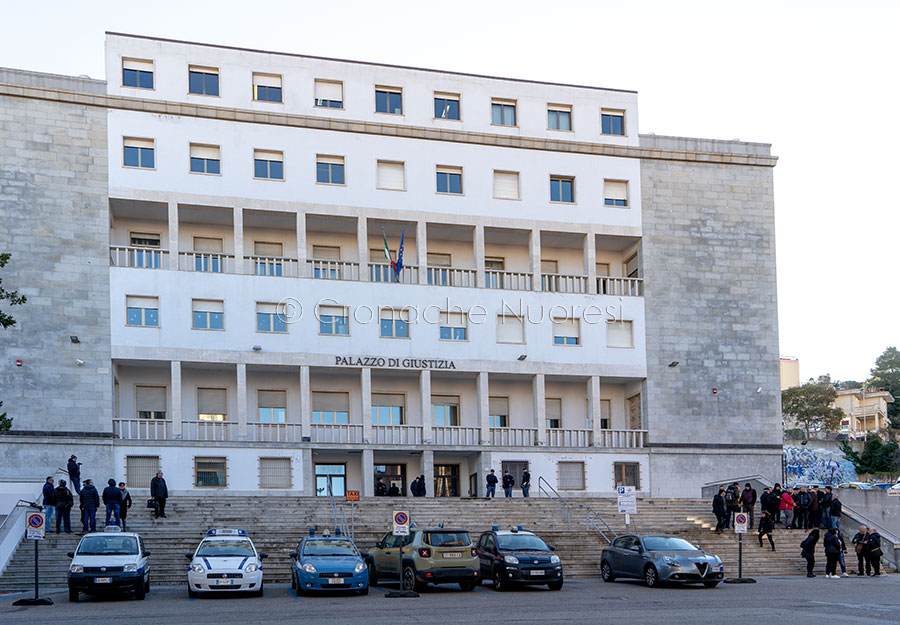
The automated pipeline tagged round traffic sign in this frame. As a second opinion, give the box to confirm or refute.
[735,513,747,525]
[27,514,44,528]
[394,512,408,525]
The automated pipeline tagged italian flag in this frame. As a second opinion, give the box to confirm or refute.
[381,227,396,271]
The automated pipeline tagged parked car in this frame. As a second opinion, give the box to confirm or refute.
[186,529,267,597]
[290,529,368,595]
[67,526,150,602]
[837,482,874,490]
[600,534,724,588]
[365,527,480,592]
[476,526,563,591]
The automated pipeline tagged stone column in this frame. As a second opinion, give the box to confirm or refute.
[170,361,182,439]
[588,375,602,446]
[361,367,372,443]
[419,369,432,443]
[236,363,248,440]
[530,228,542,291]
[296,212,307,278]
[301,448,314,496]
[476,372,490,445]
[584,232,597,295]
[474,225,485,288]
[299,365,311,440]
[533,374,547,446]
[416,221,428,286]
[362,448,375,498]
[357,217,368,282]
[233,207,244,275]
[167,201,179,270]
[420,450,434,498]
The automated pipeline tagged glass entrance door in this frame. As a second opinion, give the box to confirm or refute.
[375,464,407,496]
[434,464,460,497]
[315,464,346,497]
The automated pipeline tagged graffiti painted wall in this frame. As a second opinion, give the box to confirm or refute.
[783,445,857,486]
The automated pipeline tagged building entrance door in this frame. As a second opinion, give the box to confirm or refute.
[375,464,407,496]
[469,473,478,498]
[434,464,460,497]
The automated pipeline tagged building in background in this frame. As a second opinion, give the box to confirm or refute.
[780,357,800,390]
[834,388,893,438]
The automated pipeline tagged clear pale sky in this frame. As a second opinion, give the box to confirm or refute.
[2,1,898,382]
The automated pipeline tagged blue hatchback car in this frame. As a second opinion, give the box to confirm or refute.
[289,531,368,595]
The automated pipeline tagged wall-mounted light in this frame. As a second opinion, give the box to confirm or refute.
[75,359,85,366]
[70,336,80,344]
[517,354,527,361]
[668,361,679,367]
[252,345,262,352]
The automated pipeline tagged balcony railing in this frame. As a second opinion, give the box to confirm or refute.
[369,263,419,284]
[245,255,299,278]
[594,429,647,448]
[113,418,172,440]
[248,422,304,443]
[547,428,592,447]
[485,270,533,291]
[598,277,643,297]
[432,426,480,445]
[490,427,537,446]
[179,252,237,274]
[308,259,360,281]
[109,246,167,269]
[541,273,587,294]
[427,266,477,288]
[181,419,234,441]
[310,423,363,443]
[372,424,423,445]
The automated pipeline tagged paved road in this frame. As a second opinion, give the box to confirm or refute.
[2,577,899,624]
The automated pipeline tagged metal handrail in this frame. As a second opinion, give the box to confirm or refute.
[0,467,68,576]
[839,503,899,571]
[585,506,617,543]
[537,476,571,531]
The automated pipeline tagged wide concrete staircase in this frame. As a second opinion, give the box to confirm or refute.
[0,497,815,591]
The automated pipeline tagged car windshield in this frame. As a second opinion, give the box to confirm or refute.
[642,537,698,551]
[302,540,358,557]
[196,539,255,557]
[425,532,470,547]
[77,536,139,556]
[496,535,549,551]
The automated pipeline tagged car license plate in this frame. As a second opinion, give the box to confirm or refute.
[528,570,545,576]
[327,578,344,584]
[93,577,111,584]
[443,552,462,558]
[214,579,234,586]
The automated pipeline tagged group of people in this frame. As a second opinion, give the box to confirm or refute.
[800,525,884,578]
[485,468,531,498]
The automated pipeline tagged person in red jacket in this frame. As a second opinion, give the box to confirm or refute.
[779,489,795,529]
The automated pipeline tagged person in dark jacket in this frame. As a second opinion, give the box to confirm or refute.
[725,482,740,528]
[830,495,843,533]
[800,528,820,577]
[865,530,883,576]
[375,477,387,497]
[387,483,401,497]
[67,455,82,494]
[79,479,99,532]
[712,487,728,533]
[150,470,168,518]
[759,488,773,523]
[418,475,426,497]
[54,479,74,534]
[771,484,784,523]
[740,483,757,529]
[758,511,776,550]
[836,529,849,576]
[821,486,834,529]
[797,487,811,529]
[102,478,123,527]
[41,476,56,532]
[852,525,870,576]
[502,471,515,498]
[790,488,802,529]
[485,470,498,499]
[118,482,133,530]
[521,469,531,498]
[823,528,841,577]
[809,487,821,529]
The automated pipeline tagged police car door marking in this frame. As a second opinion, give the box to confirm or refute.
[202,557,212,570]
[238,557,248,569]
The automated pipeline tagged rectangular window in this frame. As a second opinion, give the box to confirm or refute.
[126,295,159,327]
[376,160,405,190]
[601,109,625,136]
[553,318,580,346]
[130,232,160,248]
[314,79,343,108]
[193,237,223,253]
[547,105,572,131]
[189,66,219,96]
[259,457,291,489]
[256,302,287,333]
[189,143,221,175]
[192,236,223,272]
[258,390,287,423]
[126,455,159,489]
[195,457,227,488]
[375,87,403,114]
[604,180,628,207]
[550,176,574,203]
[318,304,349,335]
[546,398,562,429]
[427,252,451,267]
[136,386,166,420]
[434,92,460,120]
[122,58,153,89]
[496,315,525,344]
[614,462,640,489]
[371,393,404,425]
[253,242,284,276]
[192,299,224,330]
[436,166,463,195]
[607,320,634,348]
[439,311,467,341]
[489,397,508,428]
[600,399,612,430]
[541,259,559,274]
[493,171,520,200]
[316,155,345,185]
[625,253,639,278]
[252,73,283,102]
[254,149,284,180]
[123,137,155,169]
[558,461,585,490]
[380,307,410,339]
[312,391,350,424]
[432,396,460,426]
[491,99,516,126]
[197,388,227,421]
[315,463,346,497]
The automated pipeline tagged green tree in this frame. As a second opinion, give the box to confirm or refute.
[0,402,10,433]
[0,253,26,432]
[868,347,900,428]
[840,439,900,475]
[782,382,844,438]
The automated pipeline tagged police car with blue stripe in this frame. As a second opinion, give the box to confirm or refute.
[186,529,267,597]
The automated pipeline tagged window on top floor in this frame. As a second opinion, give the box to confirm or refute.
[190,144,221,175]
[189,66,219,96]
[604,180,628,207]
[253,73,283,103]
[601,109,625,136]
[316,155,345,185]
[123,137,155,169]
[434,92,460,120]
[550,176,574,203]
[122,59,154,89]
[547,105,572,131]
[314,79,343,108]
[375,87,403,114]
[491,99,517,126]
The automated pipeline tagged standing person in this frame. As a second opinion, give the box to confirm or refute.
[502,470,515,498]
[375,477,387,496]
[740,483,757,529]
[417,475,427,497]
[809,486,821,529]
[521,469,531,498]
[409,476,420,497]
[150,470,168,518]
[823,528,841,578]
[79,479,99,533]
[54,479,74,534]
[485,469,498,499]
[779,488,795,529]
[712,487,728,533]
[830,494,842,533]
[771,484,783,524]
[865,529,883,576]
[758,511,775,551]
[797,487,811,530]
[759,487,773,525]
[836,529,849,577]
[790,488,801,529]
[852,526,870,576]
[67,455,82,495]
[41,476,56,532]
[118,482,132,531]
[725,482,741,528]
[102,478,122,527]
[800,528,820,578]
[387,483,400,497]
[821,486,834,529]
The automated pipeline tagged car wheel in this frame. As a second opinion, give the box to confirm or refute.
[145,577,150,592]
[703,581,720,588]
[290,571,296,592]
[134,581,146,600]
[492,568,507,591]
[644,565,659,588]
[68,586,78,602]
[402,565,423,592]
[255,584,264,598]
[600,561,615,583]
[547,580,563,591]
[359,585,369,596]
[188,587,197,599]
[366,560,378,587]
[459,580,477,592]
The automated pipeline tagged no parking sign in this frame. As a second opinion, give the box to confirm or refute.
[393,510,409,536]
[734,513,748,534]
[26,512,45,540]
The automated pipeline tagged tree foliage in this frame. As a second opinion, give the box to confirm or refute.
[782,382,843,438]
[868,347,900,429]
[0,401,10,433]
[0,253,27,329]
[840,438,900,475]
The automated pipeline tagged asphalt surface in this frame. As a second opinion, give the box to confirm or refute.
[1,576,899,624]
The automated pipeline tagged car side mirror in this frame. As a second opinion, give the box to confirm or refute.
[375,541,383,549]
[143,551,151,557]
[67,552,74,558]
[289,551,298,559]
[548,545,556,551]
[694,545,701,551]
[259,553,268,559]
[630,545,642,552]
[184,553,193,560]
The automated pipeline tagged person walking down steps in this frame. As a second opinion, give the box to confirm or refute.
[801,528,820,578]
[758,511,775,551]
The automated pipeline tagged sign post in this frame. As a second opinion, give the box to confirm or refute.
[14,511,53,606]
[724,512,756,584]
[385,510,417,598]
[617,486,636,526]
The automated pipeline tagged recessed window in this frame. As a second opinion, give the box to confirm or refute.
[258,390,286,423]
[434,92,460,120]
[192,299,224,330]
[600,399,611,430]
[190,144,220,175]
[314,79,343,108]
[123,138,155,169]
[625,253,639,278]
[601,109,625,136]
[496,315,525,344]
[197,388,227,421]
[376,160,405,191]
[607,320,634,348]
[257,302,287,333]
[125,456,160,490]
[253,242,284,276]
[318,304,349,336]
[126,296,159,327]
[194,456,227,488]
[558,461,585,490]
[489,397,509,428]
[128,233,161,268]
[192,237,224,273]
[259,457,291,489]
[316,155,345,185]
[136,386,166,420]
[491,99,516,126]
[439,311,467,341]
[375,87,403,114]
[436,166,463,195]
[130,232,160,248]
[380,307,410,339]
[553,318,580,346]
[493,170,520,200]
[432,395,460,426]
[122,58,153,89]
[372,393,404,425]
[546,398,562,429]
[253,73,282,103]
[604,180,628,207]
[550,176,574,203]
[548,105,572,131]
[312,391,349,424]
[254,149,283,180]
[189,66,219,96]
[614,462,640,489]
